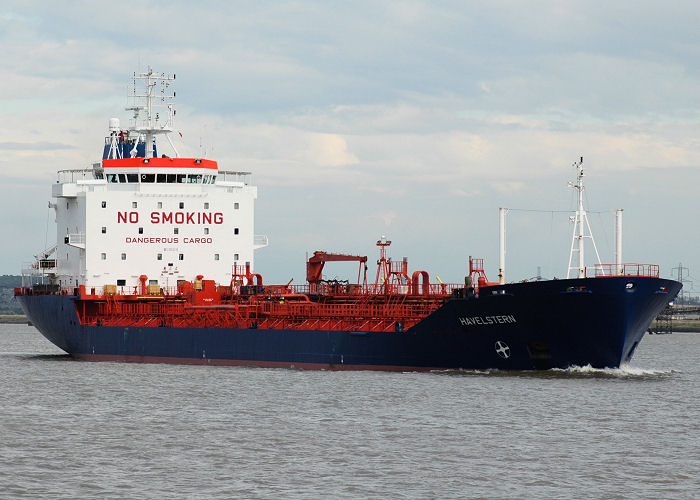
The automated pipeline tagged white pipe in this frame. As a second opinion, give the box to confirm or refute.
[499,207,506,284]
[615,208,623,275]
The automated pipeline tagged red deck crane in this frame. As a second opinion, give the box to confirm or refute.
[306,251,368,285]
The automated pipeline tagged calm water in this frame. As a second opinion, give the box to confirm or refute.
[0,324,698,499]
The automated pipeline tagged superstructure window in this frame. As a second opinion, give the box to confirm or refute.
[174,228,179,235]
[178,254,184,261]
[234,228,239,235]
[157,253,162,260]
[157,202,163,209]
[101,227,106,234]
[121,253,126,260]
[204,228,209,235]
[117,279,126,286]
[179,202,185,209]
[132,202,137,208]
[234,202,239,210]
[234,253,239,261]
[101,253,106,260]
[204,202,209,209]
[138,227,143,234]
[101,201,107,208]
[214,254,219,261]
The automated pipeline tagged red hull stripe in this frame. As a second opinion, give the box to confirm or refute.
[102,158,218,169]
[73,353,440,372]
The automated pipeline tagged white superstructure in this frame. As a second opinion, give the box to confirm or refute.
[28,69,268,292]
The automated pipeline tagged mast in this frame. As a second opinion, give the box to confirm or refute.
[498,207,507,284]
[615,208,623,275]
[126,67,178,158]
[567,157,602,278]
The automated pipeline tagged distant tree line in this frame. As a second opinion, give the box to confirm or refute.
[0,275,24,314]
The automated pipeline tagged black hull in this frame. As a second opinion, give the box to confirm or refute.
[17,277,681,370]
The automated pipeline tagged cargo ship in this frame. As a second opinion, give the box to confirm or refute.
[15,69,681,371]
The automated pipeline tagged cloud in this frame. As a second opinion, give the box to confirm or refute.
[306,133,358,167]
[0,141,76,151]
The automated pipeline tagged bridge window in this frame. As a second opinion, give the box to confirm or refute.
[117,279,126,286]
[118,174,127,183]
[157,174,166,183]
[107,174,118,183]
[127,174,138,183]
[140,174,155,183]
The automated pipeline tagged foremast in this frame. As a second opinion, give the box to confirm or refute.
[567,157,602,278]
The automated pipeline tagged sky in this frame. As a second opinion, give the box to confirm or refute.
[1,1,699,295]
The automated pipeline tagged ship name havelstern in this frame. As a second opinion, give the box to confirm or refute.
[458,315,517,326]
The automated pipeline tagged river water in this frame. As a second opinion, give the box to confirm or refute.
[0,324,698,499]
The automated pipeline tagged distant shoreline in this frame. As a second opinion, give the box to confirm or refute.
[0,315,29,324]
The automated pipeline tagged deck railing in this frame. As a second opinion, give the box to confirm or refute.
[591,263,660,278]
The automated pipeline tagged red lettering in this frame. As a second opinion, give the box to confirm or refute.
[175,212,184,224]
[129,212,138,223]
[214,213,223,224]
[118,212,127,223]
[203,213,212,225]
[151,212,160,224]
[162,212,173,223]
[186,212,195,224]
